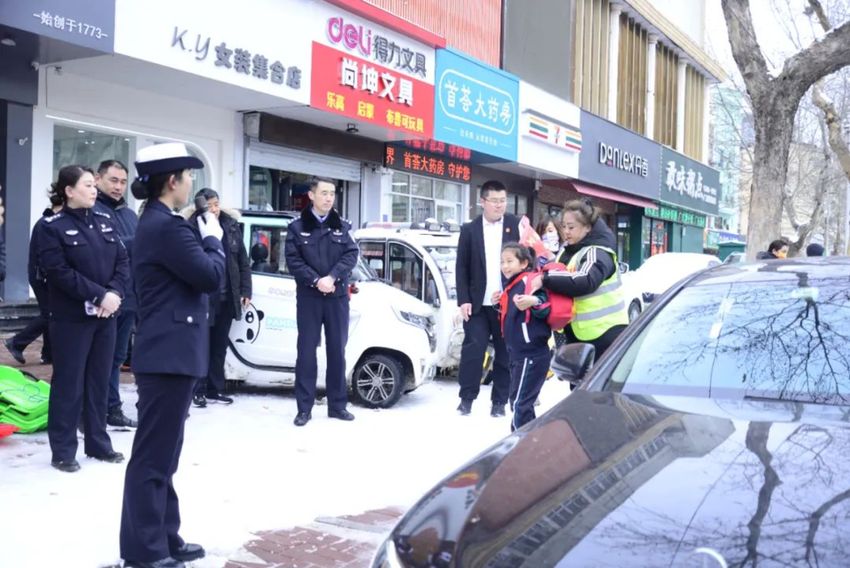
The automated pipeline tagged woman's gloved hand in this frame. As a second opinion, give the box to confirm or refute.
[198,211,224,241]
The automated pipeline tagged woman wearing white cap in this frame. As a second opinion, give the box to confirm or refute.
[119,143,225,568]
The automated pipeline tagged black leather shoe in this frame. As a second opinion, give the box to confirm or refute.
[4,339,25,365]
[123,557,185,568]
[107,406,138,428]
[457,399,473,416]
[328,408,355,421]
[491,403,506,417]
[52,459,81,473]
[88,450,125,463]
[192,395,207,408]
[294,412,312,427]
[171,542,205,562]
[206,392,234,404]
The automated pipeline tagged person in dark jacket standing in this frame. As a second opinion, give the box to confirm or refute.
[5,197,63,365]
[40,165,129,472]
[94,159,139,428]
[455,180,520,417]
[530,199,628,360]
[284,177,359,427]
[756,239,788,260]
[187,188,251,407]
[120,143,224,568]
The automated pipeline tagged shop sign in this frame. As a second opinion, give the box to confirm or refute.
[523,114,582,152]
[434,48,519,162]
[384,143,471,182]
[660,147,721,216]
[399,139,472,161]
[311,42,434,137]
[516,82,580,178]
[644,204,707,228]
[1,0,115,52]
[705,229,746,248]
[578,111,660,201]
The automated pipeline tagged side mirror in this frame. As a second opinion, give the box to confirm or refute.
[618,261,630,274]
[551,344,595,386]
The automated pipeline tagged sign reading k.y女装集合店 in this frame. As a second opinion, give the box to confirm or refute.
[433,48,519,162]
[659,147,721,216]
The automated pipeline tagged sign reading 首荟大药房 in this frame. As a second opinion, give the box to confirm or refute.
[0,0,115,52]
[659,147,721,216]
[433,48,519,162]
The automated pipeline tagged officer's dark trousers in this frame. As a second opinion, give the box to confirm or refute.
[509,352,550,431]
[108,309,136,409]
[457,306,510,404]
[295,294,348,414]
[9,278,52,361]
[120,373,194,562]
[196,299,233,397]
[47,317,116,462]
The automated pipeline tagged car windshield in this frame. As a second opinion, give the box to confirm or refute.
[608,276,850,405]
[425,245,457,300]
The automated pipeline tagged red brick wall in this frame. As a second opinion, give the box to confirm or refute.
[366,0,502,66]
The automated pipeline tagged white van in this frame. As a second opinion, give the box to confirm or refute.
[225,212,438,408]
[354,221,463,371]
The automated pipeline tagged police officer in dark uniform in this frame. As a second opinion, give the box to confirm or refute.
[119,143,225,568]
[284,177,359,427]
[39,165,129,473]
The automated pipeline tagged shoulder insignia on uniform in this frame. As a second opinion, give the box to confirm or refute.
[93,210,111,219]
[45,213,63,223]
[65,229,79,236]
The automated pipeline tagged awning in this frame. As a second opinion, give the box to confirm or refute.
[545,180,658,209]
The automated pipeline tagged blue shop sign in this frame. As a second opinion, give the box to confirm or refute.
[434,48,519,162]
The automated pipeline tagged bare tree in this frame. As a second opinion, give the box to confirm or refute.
[722,0,850,259]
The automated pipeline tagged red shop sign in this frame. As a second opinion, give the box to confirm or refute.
[310,42,435,138]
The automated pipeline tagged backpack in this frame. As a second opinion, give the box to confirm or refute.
[499,264,575,333]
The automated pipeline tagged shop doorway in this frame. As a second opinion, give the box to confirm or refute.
[643,217,668,258]
[248,166,348,217]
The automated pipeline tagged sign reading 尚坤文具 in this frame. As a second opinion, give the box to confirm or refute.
[644,203,707,228]
[0,0,116,52]
[384,143,472,182]
[660,147,721,216]
[311,42,435,137]
[434,48,519,162]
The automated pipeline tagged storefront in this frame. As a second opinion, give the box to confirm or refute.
[655,147,722,256]
[1,0,116,301]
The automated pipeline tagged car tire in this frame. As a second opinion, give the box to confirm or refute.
[352,354,406,409]
[628,300,641,323]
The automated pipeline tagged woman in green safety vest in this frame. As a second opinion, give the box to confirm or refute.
[529,198,629,359]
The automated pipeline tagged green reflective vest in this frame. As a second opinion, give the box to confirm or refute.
[564,245,629,341]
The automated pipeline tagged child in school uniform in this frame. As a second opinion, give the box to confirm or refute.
[493,243,552,431]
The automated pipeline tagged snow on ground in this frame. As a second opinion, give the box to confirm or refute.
[0,376,573,568]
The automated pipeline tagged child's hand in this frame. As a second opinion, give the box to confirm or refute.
[513,294,538,311]
[491,291,502,305]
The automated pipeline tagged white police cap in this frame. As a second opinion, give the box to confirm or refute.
[135,143,204,177]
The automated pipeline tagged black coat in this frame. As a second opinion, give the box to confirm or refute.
[95,191,139,310]
[283,207,359,298]
[544,218,619,298]
[455,213,520,314]
[131,199,225,378]
[27,208,54,283]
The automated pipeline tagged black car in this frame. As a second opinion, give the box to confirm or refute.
[372,258,850,568]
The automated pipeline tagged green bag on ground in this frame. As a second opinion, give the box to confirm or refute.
[0,366,50,433]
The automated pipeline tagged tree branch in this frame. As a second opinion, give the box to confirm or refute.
[722,0,771,102]
[780,17,850,101]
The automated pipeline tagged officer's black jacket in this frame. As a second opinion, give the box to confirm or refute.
[95,191,139,310]
[284,207,359,298]
[40,206,130,321]
[27,208,54,283]
[131,199,225,378]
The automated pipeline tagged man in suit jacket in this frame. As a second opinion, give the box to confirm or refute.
[455,180,520,417]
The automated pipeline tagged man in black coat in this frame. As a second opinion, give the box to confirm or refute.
[188,188,251,407]
[455,180,519,417]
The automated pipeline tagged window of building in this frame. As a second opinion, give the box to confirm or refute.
[53,125,131,184]
[655,44,679,149]
[617,14,648,135]
[387,172,463,223]
[506,193,529,217]
[572,0,611,115]
[684,66,706,161]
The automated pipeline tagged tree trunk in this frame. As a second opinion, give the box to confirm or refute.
[747,94,798,260]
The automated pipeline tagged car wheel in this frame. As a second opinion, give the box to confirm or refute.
[352,354,406,409]
[628,300,641,323]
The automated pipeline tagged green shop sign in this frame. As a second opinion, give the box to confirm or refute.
[644,204,706,228]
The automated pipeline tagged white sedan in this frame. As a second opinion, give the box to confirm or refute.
[621,253,722,321]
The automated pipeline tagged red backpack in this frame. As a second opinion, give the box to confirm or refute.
[499,264,576,334]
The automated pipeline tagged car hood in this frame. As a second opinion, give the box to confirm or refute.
[355,280,431,316]
[388,390,850,567]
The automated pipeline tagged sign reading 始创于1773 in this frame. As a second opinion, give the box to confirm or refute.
[659,147,721,216]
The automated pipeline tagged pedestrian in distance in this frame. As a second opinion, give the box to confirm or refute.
[185,188,251,408]
[806,242,826,257]
[495,243,551,431]
[534,215,566,269]
[756,239,788,260]
[530,198,629,362]
[119,143,225,568]
[455,180,520,417]
[283,177,359,427]
[93,159,139,428]
[39,165,129,473]
[4,196,63,366]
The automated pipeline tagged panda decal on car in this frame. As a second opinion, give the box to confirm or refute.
[233,303,265,344]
